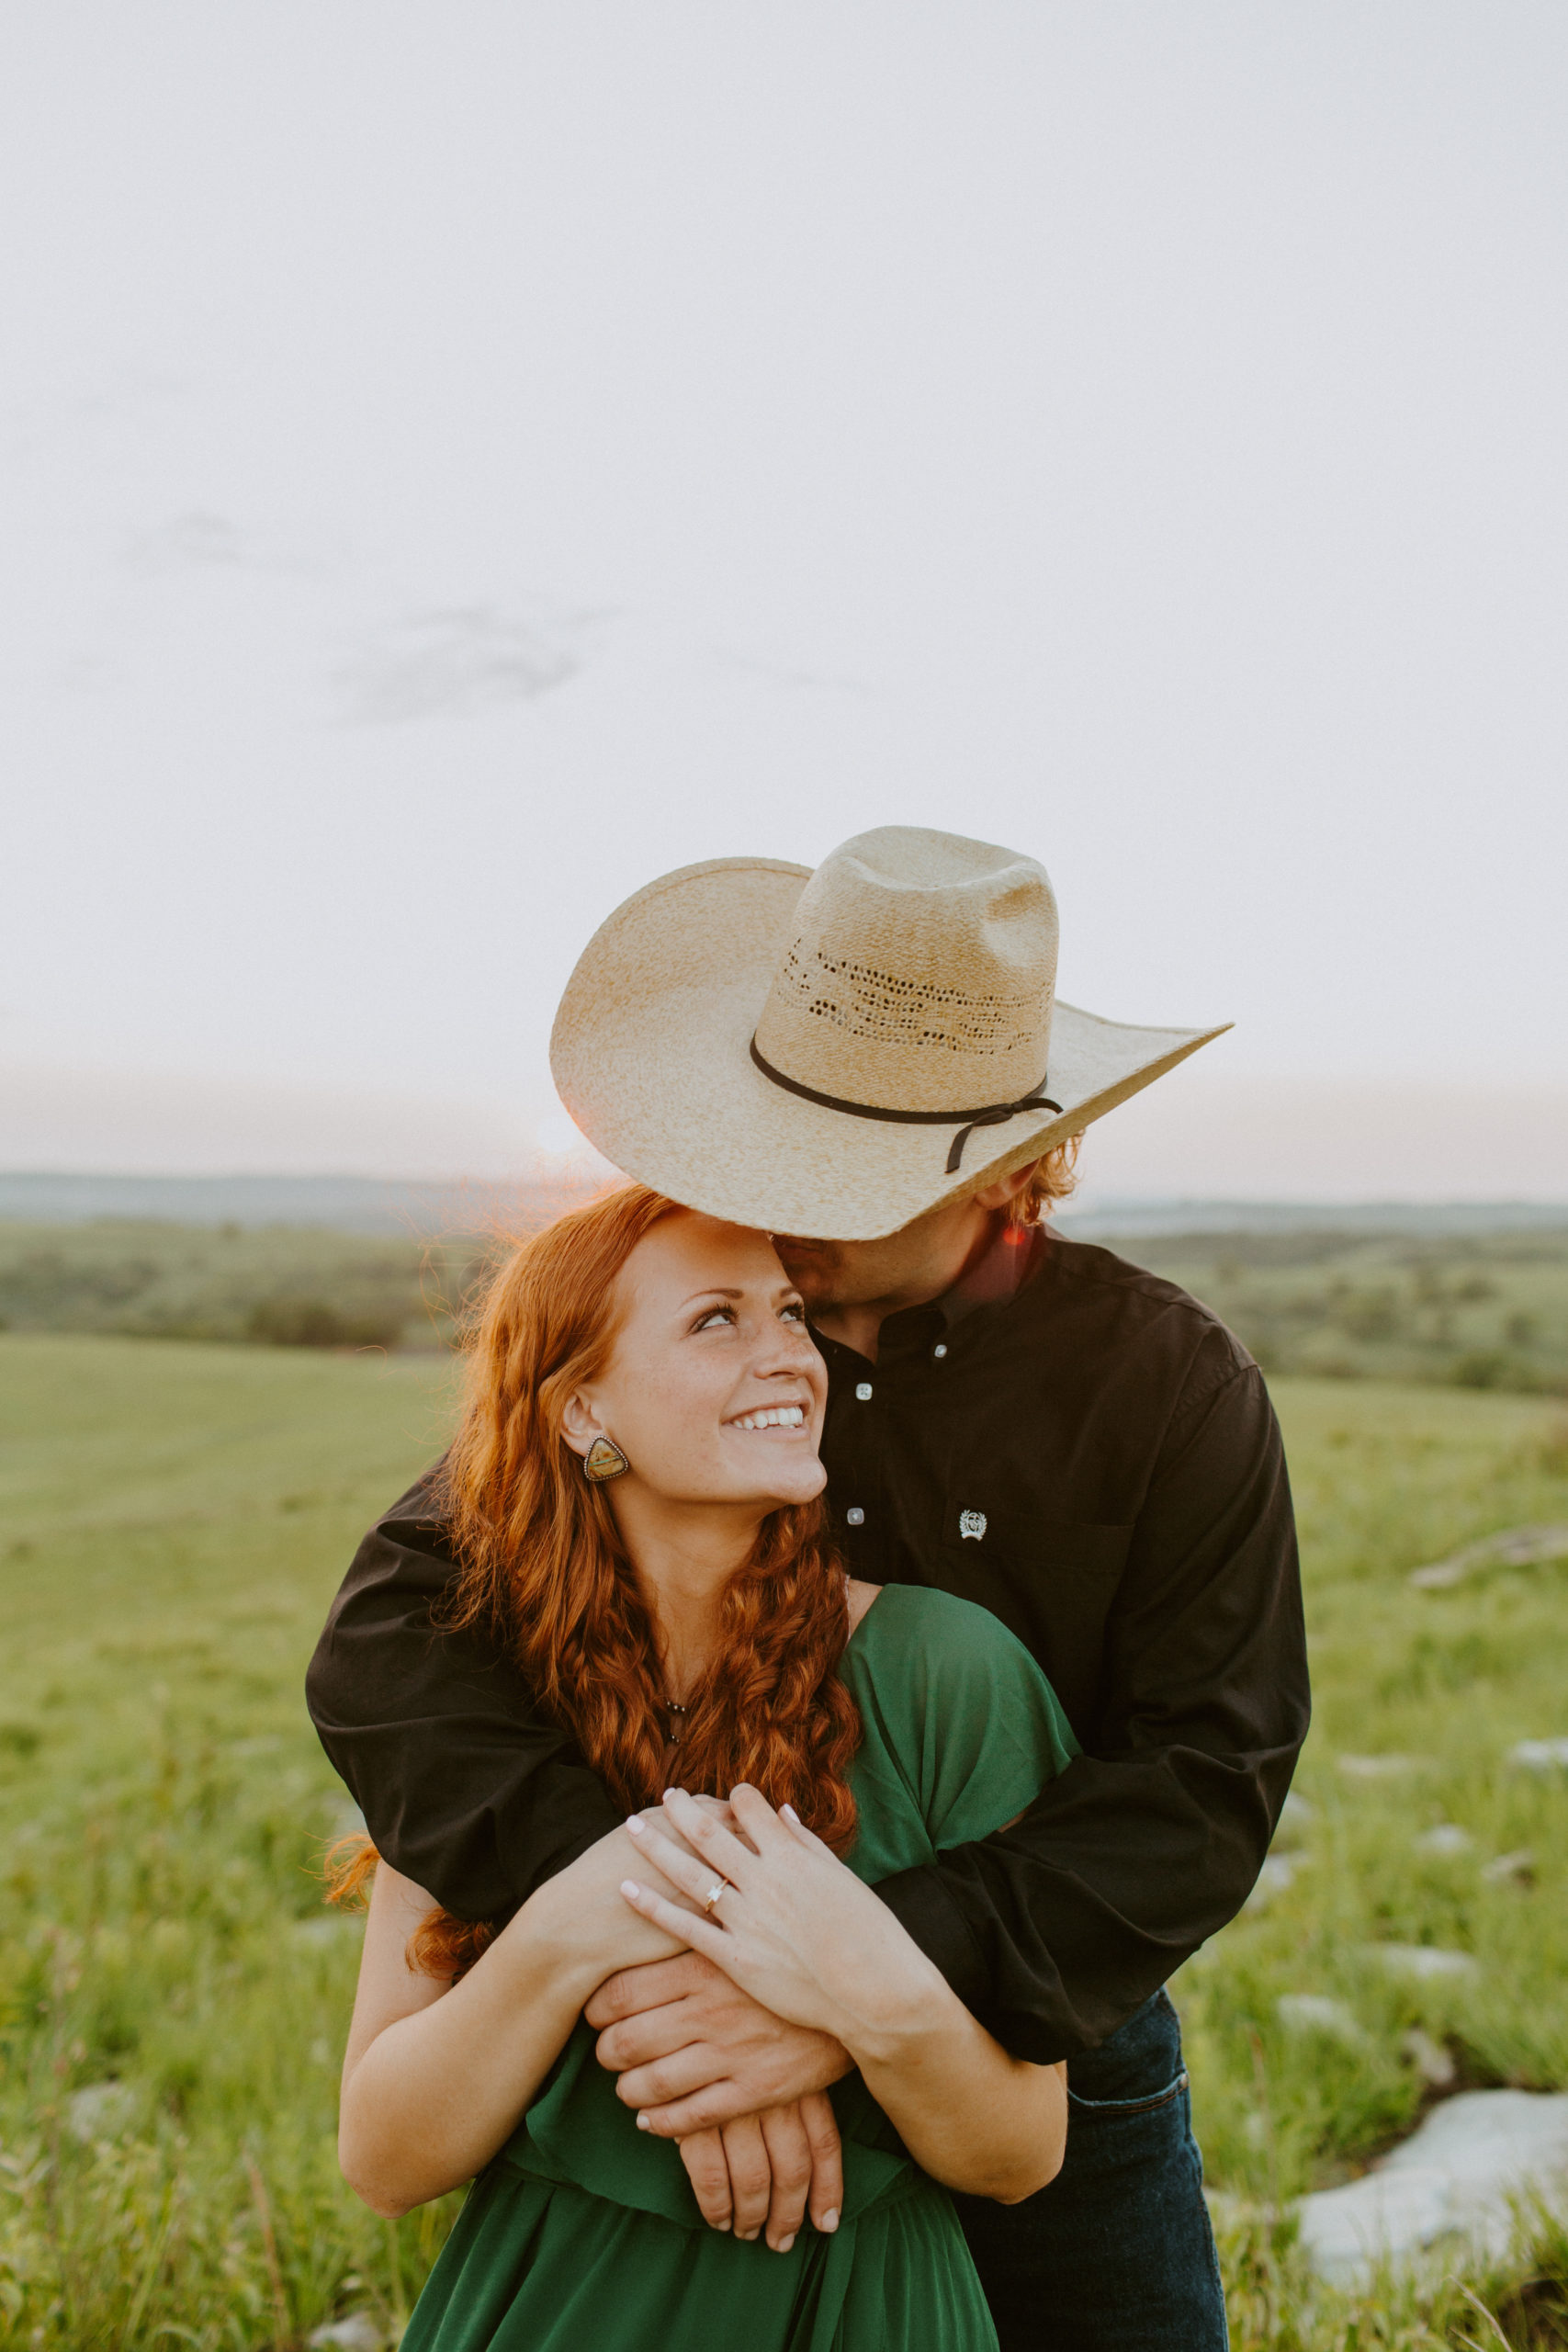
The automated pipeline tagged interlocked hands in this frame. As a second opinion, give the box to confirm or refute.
[620,1783,928,2051]
[612,1783,942,2246]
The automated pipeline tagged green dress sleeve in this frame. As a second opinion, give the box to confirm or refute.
[839,1585,1080,1882]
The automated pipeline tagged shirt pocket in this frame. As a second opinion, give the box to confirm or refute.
[934,1496,1134,1740]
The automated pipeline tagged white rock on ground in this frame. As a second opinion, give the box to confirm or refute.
[1414,1823,1473,1857]
[65,2082,137,2143]
[1278,1995,1368,2048]
[1407,1523,1568,1589]
[307,2317,387,2352]
[1366,1943,1479,1982]
[1274,1791,1316,1842]
[1296,2089,1568,2290]
[1401,2030,1457,2088]
[1244,1855,1300,1911]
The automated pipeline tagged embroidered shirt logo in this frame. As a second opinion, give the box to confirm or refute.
[958,1510,987,1542]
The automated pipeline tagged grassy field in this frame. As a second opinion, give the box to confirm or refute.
[6,1216,1568,1397]
[0,1220,490,1353]
[2,1337,1567,2347]
[1122,1228,1568,1396]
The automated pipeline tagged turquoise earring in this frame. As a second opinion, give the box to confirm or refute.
[583,1434,630,1484]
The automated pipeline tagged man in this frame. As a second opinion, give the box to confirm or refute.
[309,827,1309,2349]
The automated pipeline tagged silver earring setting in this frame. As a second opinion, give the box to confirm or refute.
[583,1433,630,1484]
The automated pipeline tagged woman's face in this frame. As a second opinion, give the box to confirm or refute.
[565,1212,828,1510]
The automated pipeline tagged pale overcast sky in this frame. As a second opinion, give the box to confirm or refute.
[3,5,1565,1195]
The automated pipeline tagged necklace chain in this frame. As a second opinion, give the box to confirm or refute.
[661,1573,852,1742]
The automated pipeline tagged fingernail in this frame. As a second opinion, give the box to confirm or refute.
[625,1815,644,1834]
[781,1803,801,1825]
[819,2207,839,2233]
[620,1880,641,1899]
[776,2233,795,2254]
[636,2113,651,2132]
[738,2228,759,2242]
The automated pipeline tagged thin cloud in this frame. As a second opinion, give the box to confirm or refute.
[123,510,327,580]
[330,605,608,724]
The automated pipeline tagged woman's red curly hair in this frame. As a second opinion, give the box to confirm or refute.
[331,1182,860,1975]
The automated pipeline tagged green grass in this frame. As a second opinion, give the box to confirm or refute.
[1122,1228,1568,1395]
[0,1337,463,2348]
[2,1337,1567,2346]
[0,1219,493,1351]
[1173,1382,1568,2347]
[1180,1382,1568,2186]
[8,1216,1568,1396]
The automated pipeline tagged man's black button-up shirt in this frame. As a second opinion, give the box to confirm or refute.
[307,1225,1309,2063]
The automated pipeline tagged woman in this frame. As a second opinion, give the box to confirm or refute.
[334,1184,1078,2351]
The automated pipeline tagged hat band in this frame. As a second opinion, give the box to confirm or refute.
[749,1037,1063,1175]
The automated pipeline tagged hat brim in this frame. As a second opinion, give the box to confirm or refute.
[551,856,1229,1240]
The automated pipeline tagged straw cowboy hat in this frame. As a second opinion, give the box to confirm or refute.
[550,826,1228,1242]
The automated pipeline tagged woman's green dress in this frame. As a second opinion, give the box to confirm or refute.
[400,1585,1078,2352]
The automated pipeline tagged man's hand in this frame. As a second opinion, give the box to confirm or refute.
[676,2098,843,2250]
[586,1950,853,2134]
[586,1952,850,2249]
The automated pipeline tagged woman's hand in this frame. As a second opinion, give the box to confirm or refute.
[624,1786,1066,2207]
[620,1786,941,2060]
[530,1804,712,1990]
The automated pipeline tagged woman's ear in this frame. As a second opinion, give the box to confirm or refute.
[559,1388,604,1462]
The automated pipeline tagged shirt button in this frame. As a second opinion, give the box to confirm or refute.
[854,1382,873,1401]
[845,1507,865,1527]
[933,1342,948,1360]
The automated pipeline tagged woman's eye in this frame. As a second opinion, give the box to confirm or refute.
[694,1306,735,1331]
[781,1301,806,1324]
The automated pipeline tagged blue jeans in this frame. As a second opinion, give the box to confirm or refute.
[948,1990,1228,2352]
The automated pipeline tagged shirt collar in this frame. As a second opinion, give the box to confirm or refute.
[937,1213,1045,1329]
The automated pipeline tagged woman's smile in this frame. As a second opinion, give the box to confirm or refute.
[561,1212,829,1511]
[727,1401,809,1434]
